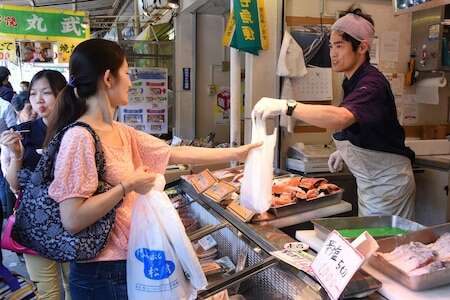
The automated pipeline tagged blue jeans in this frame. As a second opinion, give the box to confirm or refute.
[69,260,127,300]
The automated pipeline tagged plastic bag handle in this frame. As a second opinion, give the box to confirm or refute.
[251,112,269,142]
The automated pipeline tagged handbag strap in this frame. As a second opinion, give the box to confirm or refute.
[37,121,107,183]
[13,191,22,211]
[0,265,20,291]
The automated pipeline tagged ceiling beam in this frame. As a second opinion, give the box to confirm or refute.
[34,0,98,7]
[88,5,114,11]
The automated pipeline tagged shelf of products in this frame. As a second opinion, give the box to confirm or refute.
[164,182,323,299]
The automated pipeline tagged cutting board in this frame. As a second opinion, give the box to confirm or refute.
[295,230,450,300]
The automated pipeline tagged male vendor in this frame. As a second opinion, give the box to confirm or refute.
[253,7,415,219]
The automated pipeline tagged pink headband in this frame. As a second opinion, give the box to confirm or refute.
[331,13,375,48]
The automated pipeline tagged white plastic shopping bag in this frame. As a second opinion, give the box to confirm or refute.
[240,114,277,213]
[127,175,207,300]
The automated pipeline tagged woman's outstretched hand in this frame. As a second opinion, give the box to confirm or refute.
[232,142,263,162]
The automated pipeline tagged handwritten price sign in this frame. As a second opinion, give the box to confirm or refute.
[311,230,365,300]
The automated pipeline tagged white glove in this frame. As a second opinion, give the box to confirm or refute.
[328,151,344,173]
[252,97,287,120]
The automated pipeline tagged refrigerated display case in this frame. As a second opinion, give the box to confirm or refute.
[165,179,382,299]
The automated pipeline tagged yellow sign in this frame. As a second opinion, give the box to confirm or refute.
[57,40,80,63]
[0,39,16,62]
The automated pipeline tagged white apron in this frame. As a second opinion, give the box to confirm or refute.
[334,139,416,219]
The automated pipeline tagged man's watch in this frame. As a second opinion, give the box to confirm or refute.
[286,99,297,116]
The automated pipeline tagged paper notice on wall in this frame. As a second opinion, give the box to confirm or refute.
[384,73,404,96]
[415,77,447,105]
[119,67,168,134]
[402,103,419,125]
[370,38,379,65]
[396,94,418,125]
[380,31,400,64]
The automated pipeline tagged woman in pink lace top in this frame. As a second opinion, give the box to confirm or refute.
[44,39,259,300]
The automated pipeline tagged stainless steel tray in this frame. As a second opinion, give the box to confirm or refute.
[312,215,425,241]
[368,223,450,291]
[268,190,343,218]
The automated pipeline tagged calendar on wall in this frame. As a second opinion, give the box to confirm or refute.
[282,67,333,101]
[297,67,333,100]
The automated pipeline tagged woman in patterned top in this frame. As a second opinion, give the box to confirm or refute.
[45,38,259,300]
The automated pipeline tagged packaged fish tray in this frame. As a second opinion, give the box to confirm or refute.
[369,223,450,291]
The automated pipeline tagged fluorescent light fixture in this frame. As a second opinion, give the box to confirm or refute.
[168,0,179,9]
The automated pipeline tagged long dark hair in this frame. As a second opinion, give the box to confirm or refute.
[29,69,67,98]
[44,39,125,145]
[339,5,374,61]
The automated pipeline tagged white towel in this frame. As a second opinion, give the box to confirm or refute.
[276,31,308,78]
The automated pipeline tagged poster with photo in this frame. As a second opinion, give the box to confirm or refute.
[119,67,168,134]
[19,41,55,63]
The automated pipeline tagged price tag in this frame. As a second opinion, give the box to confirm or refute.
[203,181,236,202]
[227,200,255,222]
[311,230,365,300]
[270,248,314,275]
[198,235,217,251]
[284,242,309,251]
[190,169,217,193]
[215,256,236,274]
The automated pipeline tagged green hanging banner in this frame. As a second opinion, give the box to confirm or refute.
[223,0,268,55]
[0,4,89,41]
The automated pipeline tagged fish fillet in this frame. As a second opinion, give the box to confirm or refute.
[430,232,450,262]
[380,242,436,273]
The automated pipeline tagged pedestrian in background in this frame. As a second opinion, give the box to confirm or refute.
[0,70,70,300]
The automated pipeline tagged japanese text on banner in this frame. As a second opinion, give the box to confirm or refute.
[0,4,89,40]
[223,0,268,55]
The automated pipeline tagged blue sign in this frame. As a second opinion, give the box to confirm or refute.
[135,248,175,280]
[182,67,191,91]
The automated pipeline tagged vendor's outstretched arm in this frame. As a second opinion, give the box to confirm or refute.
[169,143,261,165]
[293,103,356,131]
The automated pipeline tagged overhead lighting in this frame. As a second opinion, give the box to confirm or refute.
[168,0,179,9]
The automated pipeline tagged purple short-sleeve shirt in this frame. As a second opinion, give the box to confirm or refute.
[333,61,415,162]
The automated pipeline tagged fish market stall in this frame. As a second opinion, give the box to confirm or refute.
[171,165,450,299]
[167,167,392,299]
